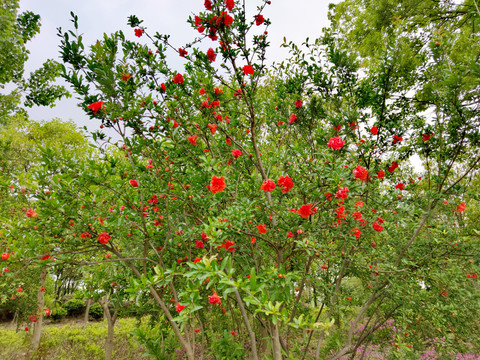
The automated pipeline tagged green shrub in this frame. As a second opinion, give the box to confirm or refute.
[209,330,246,359]
[0,318,142,359]
[50,306,67,322]
[88,303,103,320]
[131,316,178,359]
[64,298,85,316]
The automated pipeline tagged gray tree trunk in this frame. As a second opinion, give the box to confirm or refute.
[100,298,117,360]
[272,323,283,360]
[32,270,47,350]
[83,299,91,326]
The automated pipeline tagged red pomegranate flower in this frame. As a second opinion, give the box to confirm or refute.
[87,101,103,115]
[173,73,184,85]
[327,137,345,150]
[231,149,242,158]
[226,0,235,11]
[298,204,316,219]
[256,224,267,233]
[335,187,349,199]
[210,176,226,194]
[388,161,399,173]
[97,232,111,245]
[209,292,222,305]
[188,135,197,145]
[353,166,368,182]
[254,14,264,26]
[207,48,216,62]
[372,222,384,232]
[243,65,254,75]
[392,135,403,144]
[260,180,275,192]
[25,208,38,218]
[208,124,217,134]
[278,175,294,193]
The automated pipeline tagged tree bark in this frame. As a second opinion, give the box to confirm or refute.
[149,287,195,360]
[83,299,91,327]
[32,269,47,350]
[100,298,117,360]
[272,322,283,360]
[112,252,195,360]
[234,289,259,360]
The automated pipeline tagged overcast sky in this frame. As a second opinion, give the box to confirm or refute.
[19,0,339,135]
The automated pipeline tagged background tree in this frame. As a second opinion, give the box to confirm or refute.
[5,0,480,359]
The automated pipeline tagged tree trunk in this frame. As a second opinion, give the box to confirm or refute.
[119,258,195,360]
[100,298,117,360]
[272,322,283,360]
[83,299,91,327]
[234,289,259,360]
[149,287,195,360]
[32,270,47,350]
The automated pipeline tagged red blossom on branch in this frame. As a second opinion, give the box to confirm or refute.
[210,176,226,194]
[335,187,349,199]
[243,65,254,75]
[26,208,38,218]
[97,232,111,245]
[209,292,222,305]
[225,0,235,11]
[256,224,267,233]
[255,14,264,25]
[188,135,197,145]
[231,149,242,158]
[207,48,216,62]
[278,175,294,193]
[87,101,103,115]
[372,222,384,232]
[327,137,345,150]
[388,161,399,173]
[217,240,235,252]
[173,73,184,85]
[298,204,316,219]
[260,180,275,192]
[353,165,368,182]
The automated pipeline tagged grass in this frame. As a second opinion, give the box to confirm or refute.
[0,318,144,360]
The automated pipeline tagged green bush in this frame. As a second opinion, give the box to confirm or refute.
[88,303,103,320]
[0,318,142,359]
[209,330,246,359]
[50,306,67,322]
[63,298,85,316]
